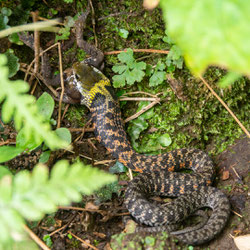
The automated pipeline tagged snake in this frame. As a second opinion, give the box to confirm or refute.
[64,61,230,245]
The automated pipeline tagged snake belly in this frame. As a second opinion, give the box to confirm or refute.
[66,62,230,245]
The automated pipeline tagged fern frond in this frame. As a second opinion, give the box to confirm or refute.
[0,54,67,149]
[0,161,116,248]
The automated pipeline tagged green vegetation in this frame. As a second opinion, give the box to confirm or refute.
[160,0,250,82]
[0,10,116,248]
[0,161,115,249]
[112,48,147,87]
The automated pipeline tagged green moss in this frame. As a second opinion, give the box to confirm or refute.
[64,105,87,127]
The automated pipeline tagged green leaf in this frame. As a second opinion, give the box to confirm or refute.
[36,92,55,121]
[158,133,172,147]
[112,49,146,87]
[8,33,23,45]
[55,128,72,144]
[1,7,12,17]
[0,146,23,163]
[43,235,53,248]
[55,26,71,42]
[39,151,51,163]
[160,0,250,76]
[118,49,134,64]
[118,28,129,39]
[16,129,43,151]
[112,64,127,74]
[0,166,12,179]
[112,72,126,88]
[4,49,20,77]
[165,45,183,69]
[0,54,68,150]
[149,71,166,86]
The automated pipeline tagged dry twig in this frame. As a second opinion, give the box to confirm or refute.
[88,0,98,47]
[23,224,50,250]
[57,43,64,128]
[124,99,160,123]
[68,231,98,250]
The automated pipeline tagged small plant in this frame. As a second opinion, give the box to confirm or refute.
[112,48,146,87]
[112,47,183,88]
[56,16,76,42]
[146,61,167,87]
[118,28,129,39]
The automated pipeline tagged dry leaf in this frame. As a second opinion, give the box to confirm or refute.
[222,170,230,180]
[234,234,250,250]
[85,202,99,210]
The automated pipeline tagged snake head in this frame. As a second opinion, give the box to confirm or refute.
[64,62,110,107]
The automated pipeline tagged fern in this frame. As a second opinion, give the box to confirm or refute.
[0,161,116,249]
[0,54,67,150]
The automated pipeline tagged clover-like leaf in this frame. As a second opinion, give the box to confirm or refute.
[112,49,146,87]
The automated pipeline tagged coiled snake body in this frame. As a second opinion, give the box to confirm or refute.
[65,62,230,245]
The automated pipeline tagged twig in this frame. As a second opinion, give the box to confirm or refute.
[49,224,67,237]
[61,104,70,121]
[27,12,40,88]
[59,206,103,213]
[30,80,39,95]
[57,42,64,128]
[114,212,130,216]
[49,214,77,236]
[88,0,98,47]
[24,43,59,81]
[124,99,160,123]
[68,127,94,132]
[31,11,40,78]
[104,49,169,55]
[128,168,133,180]
[20,65,58,97]
[121,91,159,98]
[230,165,241,180]
[0,140,16,146]
[231,210,243,218]
[23,224,50,250]
[88,138,97,151]
[65,149,110,166]
[199,76,250,138]
[92,159,115,165]
[119,97,160,102]
[68,231,98,250]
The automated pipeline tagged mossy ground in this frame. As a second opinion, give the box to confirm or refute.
[1,0,249,249]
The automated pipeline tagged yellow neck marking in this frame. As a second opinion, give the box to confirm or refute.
[87,79,111,106]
